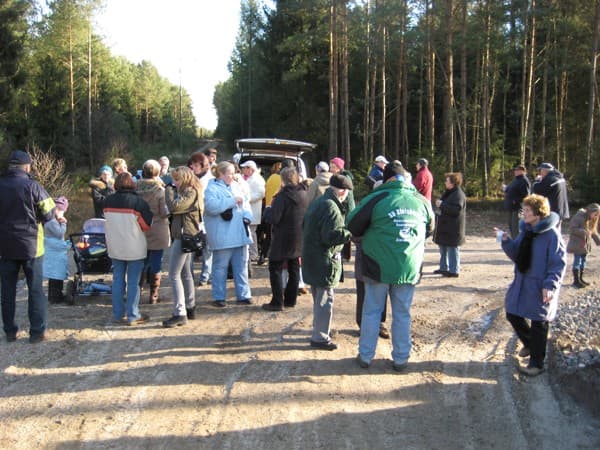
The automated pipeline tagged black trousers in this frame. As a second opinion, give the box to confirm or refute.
[506,312,549,368]
[356,279,387,328]
[268,258,300,308]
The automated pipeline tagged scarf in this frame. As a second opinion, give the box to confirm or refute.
[515,229,537,273]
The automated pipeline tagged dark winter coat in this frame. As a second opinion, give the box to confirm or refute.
[503,174,531,211]
[89,178,115,219]
[302,188,352,288]
[501,212,566,321]
[0,168,55,259]
[264,184,308,261]
[433,186,466,247]
[532,169,570,220]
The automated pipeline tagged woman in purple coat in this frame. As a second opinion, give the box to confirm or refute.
[498,194,566,376]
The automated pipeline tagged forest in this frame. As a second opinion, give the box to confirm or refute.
[1,0,599,201]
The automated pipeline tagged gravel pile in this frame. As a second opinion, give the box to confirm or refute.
[552,290,600,371]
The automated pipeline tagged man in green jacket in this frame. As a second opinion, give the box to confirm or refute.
[302,174,353,350]
[347,161,434,370]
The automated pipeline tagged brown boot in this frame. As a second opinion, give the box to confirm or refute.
[149,274,161,304]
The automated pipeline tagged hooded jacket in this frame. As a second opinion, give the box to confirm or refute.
[501,212,566,321]
[566,208,600,255]
[0,168,55,259]
[347,180,434,285]
[264,184,308,260]
[89,177,115,218]
[306,171,332,204]
[532,169,570,220]
[503,174,531,211]
[136,178,171,250]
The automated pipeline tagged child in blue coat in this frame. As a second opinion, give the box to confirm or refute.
[43,196,70,303]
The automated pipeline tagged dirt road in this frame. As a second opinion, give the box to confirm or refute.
[1,222,599,449]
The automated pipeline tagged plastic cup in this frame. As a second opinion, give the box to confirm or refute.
[496,230,504,243]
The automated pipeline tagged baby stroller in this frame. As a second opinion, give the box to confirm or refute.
[65,218,112,305]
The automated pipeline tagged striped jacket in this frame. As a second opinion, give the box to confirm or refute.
[103,189,152,261]
[0,169,55,259]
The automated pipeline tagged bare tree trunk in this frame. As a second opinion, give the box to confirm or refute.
[380,0,387,156]
[329,0,339,158]
[362,0,372,161]
[519,0,536,165]
[87,23,93,170]
[481,0,491,195]
[68,22,75,138]
[340,0,351,165]
[442,0,454,171]
[585,0,600,174]
[540,29,550,159]
[426,0,436,158]
[459,0,468,175]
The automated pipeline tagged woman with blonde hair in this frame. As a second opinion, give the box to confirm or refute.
[497,194,566,376]
[567,203,600,288]
[162,166,204,327]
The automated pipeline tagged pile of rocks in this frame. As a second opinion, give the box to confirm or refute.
[552,290,600,371]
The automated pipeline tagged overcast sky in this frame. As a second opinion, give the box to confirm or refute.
[95,0,242,130]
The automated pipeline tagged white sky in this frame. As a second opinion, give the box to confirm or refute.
[95,0,241,130]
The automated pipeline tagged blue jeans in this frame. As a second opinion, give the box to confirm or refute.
[168,239,195,316]
[211,246,251,301]
[145,249,164,275]
[438,245,460,274]
[200,247,212,283]
[573,254,587,270]
[0,256,47,337]
[359,281,415,365]
[111,258,144,322]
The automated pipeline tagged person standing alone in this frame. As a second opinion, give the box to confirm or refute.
[0,150,56,343]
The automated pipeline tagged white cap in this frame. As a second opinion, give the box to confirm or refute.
[375,155,389,164]
[240,160,257,169]
[316,161,329,173]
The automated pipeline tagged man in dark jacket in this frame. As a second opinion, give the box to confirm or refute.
[302,174,353,350]
[503,164,531,238]
[532,162,570,224]
[0,150,56,343]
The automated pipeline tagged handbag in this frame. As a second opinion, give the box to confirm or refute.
[181,230,206,253]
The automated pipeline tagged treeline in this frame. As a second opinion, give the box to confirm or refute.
[0,0,199,173]
[215,0,600,200]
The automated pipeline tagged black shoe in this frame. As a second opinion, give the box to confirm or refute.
[518,347,530,358]
[198,280,205,286]
[442,272,459,278]
[356,354,370,368]
[518,364,544,377]
[162,315,187,328]
[186,307,196,320]
[379,324,390,339]
[310,340,337,351]
[6,332,17,343]
[433,269,448,275]
[257,256,265,266]
[236,298,252,305]
[392,361,407,372]
[262,303,283,311]
[29,334,45,344]
[212,301,226,308]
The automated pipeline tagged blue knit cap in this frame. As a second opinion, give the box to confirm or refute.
[98,165,113,177]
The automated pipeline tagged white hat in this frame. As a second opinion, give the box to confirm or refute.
[240,160,257,169]
[316,161,329,173]
[375,155,389,164]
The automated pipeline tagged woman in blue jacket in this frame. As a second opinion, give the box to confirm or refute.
[204,161,253,307]
[498,194,566,376]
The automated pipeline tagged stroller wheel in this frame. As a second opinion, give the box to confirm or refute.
[64,280,76,306]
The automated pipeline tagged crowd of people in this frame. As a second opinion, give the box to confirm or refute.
[1,148,598,378]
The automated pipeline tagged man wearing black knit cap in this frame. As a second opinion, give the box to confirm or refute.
[302,174,353,350]
[0,150,56,343]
